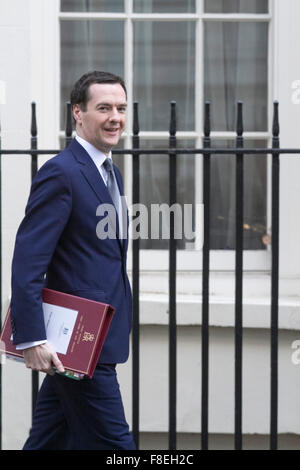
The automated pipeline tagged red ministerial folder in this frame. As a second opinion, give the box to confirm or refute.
[0,288,115,379]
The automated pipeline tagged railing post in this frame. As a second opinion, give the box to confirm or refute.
[31,102,38,180]
[169,101,177,450]
[30,102,39,420]
[132,101,140,449]
[201,101,211,450]
[235,101,244,450]
[65,101,73,148]
[270,101,280,450]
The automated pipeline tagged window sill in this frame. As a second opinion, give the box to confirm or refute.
[138,292,300,330]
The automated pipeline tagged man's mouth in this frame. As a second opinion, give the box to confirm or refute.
[105,128,119,133]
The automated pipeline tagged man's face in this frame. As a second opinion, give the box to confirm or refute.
[73,83,127,155]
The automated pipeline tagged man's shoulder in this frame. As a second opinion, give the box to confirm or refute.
[29,147,78,192]
[49,144,75,163]
[38,145,76,174]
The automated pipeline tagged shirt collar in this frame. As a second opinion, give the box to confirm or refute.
[75,135,112,167]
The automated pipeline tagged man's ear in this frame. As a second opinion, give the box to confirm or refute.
[73,104,82,125]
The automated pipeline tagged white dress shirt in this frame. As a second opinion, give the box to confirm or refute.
[75,134,113,184]
[16,135,112,350]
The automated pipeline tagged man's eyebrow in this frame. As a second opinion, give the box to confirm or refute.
[96,102,127,107]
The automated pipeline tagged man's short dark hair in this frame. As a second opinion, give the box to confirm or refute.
[70,71,127,111]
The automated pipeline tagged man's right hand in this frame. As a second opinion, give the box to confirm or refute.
[22,342,65,376]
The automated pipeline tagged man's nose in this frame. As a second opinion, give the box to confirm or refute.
[109,107,121,121]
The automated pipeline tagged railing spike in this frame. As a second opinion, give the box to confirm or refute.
[66,101,72,137]
[65,101,73,147]
[133,102,139,136]
[31,102,37,138]
[236,101,243,137]
[169,101,176,137]
[272,101,280,138]
[204,101,211,137]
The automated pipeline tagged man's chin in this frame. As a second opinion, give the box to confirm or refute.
[96,142,118,155]
[103,138,120,149]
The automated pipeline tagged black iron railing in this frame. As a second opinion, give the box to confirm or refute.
[0,100,300,450]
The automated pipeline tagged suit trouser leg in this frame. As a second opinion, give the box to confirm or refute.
[23,374,70,450]
[52,364,136,450]
[24,364,135,450]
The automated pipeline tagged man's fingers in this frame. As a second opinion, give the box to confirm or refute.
[45,366,56,376]
[51,352,65,373]
[22,343,65,375]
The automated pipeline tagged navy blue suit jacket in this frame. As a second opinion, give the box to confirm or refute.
[10,139,132,364]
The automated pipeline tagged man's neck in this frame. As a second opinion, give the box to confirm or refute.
[75,135,112,158]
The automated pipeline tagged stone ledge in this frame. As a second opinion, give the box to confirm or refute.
[139,293,300,330]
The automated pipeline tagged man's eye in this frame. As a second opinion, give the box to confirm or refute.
[118,107,127,113]
[99,106,108,112]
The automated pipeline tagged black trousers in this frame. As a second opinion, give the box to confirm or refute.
[23,364,136,450]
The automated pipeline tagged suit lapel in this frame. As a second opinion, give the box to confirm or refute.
[69,139,124,254]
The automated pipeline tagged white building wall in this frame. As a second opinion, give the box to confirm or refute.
[118,322,300,435]
[275,0,300,280]
[0,0,32,450]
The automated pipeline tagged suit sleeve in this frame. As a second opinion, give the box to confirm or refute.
[10,159,72,344]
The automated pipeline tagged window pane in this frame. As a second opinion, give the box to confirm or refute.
[61,0,124,12]
[204,21,268,132]
[137,141,195,250]
[60,20,124,128]
[204,0,268,13]
[210,140,267,250]
[134,0,195,13]
[134,22,195,131]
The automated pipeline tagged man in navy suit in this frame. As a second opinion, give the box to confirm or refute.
[10,71,135,450]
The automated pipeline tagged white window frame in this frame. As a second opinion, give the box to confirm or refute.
[30,0,275,272]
